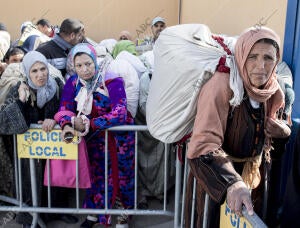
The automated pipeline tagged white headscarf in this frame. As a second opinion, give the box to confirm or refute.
[0,31,10,61]
[22,51,57,108]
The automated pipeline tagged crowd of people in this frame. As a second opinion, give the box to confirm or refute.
[0,15,299,228]
[0,16,169,228]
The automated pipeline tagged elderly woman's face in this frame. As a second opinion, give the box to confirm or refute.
[245,42,277,88]
[74,54,95,80]
[29,62,48,87]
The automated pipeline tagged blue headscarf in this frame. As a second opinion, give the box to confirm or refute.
[22,51,57,108]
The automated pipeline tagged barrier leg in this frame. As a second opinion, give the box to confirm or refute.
[190,178,196,228]
[262,162,269,221]
[164,143,169,210]
[13,135,19,200]
[174,147,182,228]
[202,193,209,228]
[29,159,46,228]
[180,152,189,228]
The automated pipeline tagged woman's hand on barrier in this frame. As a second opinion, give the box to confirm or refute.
[39,119,56,132]
[226,181,253,217]
[62,125,75,143]
[74,117,85,132]
[264,117,291,138]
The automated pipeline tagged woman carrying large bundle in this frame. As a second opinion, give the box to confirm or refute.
[185,26,292,227]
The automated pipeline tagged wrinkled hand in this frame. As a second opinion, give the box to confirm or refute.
[265,117,291,138]
[18,83,30,102]
[61,125,75,143]
[38,119,56,132]
[73,117,85,132]
[227,181,253,217]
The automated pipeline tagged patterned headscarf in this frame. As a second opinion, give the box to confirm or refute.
[69,43,101,115]
[22,51,57,108]
[112,40,137,58]
[69,43,100,92]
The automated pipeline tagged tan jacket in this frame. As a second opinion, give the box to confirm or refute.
[187,71,232,159]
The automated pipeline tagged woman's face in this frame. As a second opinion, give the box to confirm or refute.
[74,54,95,80]
[8,53,24,64]
[245,41,277,88]
[29,62,48,87]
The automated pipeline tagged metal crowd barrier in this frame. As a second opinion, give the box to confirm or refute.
[0,124,267,228]
[176,142,267,228]
[0,124,175,228]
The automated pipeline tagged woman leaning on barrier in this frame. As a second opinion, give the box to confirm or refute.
[54,43,135,228]
[0,50,64,227]
[184,27,293,227]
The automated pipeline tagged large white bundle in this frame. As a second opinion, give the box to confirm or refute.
[107,58,139,117]
[146,24,241,143]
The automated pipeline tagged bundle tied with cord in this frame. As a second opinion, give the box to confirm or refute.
[146,24,243,144]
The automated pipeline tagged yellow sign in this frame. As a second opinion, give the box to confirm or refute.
[220,202,252,228]
[17,129,78,160]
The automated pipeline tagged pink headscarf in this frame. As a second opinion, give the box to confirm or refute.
[234,26,284,119]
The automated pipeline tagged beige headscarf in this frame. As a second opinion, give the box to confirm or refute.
[234,26,285,189]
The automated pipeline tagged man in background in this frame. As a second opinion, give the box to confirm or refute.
[36,18,85,78]
[151,16,166,43]
[36,18,57,38]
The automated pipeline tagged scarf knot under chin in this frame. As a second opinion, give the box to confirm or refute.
[27,76,57,109]
[75,84,93,115]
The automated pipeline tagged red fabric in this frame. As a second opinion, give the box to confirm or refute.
[108,132,120,204]
[212,35,232,55]
[216,56,230,73]
[212,35,231,74]
[176,133,192,164]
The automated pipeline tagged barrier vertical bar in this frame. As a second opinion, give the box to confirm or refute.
[105,130,108,210]
[190,178,196,228]
[46,159,51,207]
[18,158,23,208]
[180,153,189,228]
[174,146,182,228]
[262,163,268,221]
[29,158,38,228]
[164,143,168,211]
[13,135,19,200]
[76,148,79,209]
[202,193,209,228]
[134,130,138,209]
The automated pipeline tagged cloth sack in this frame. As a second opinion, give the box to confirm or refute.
[43,138,91,188]
[146,24,240,143]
